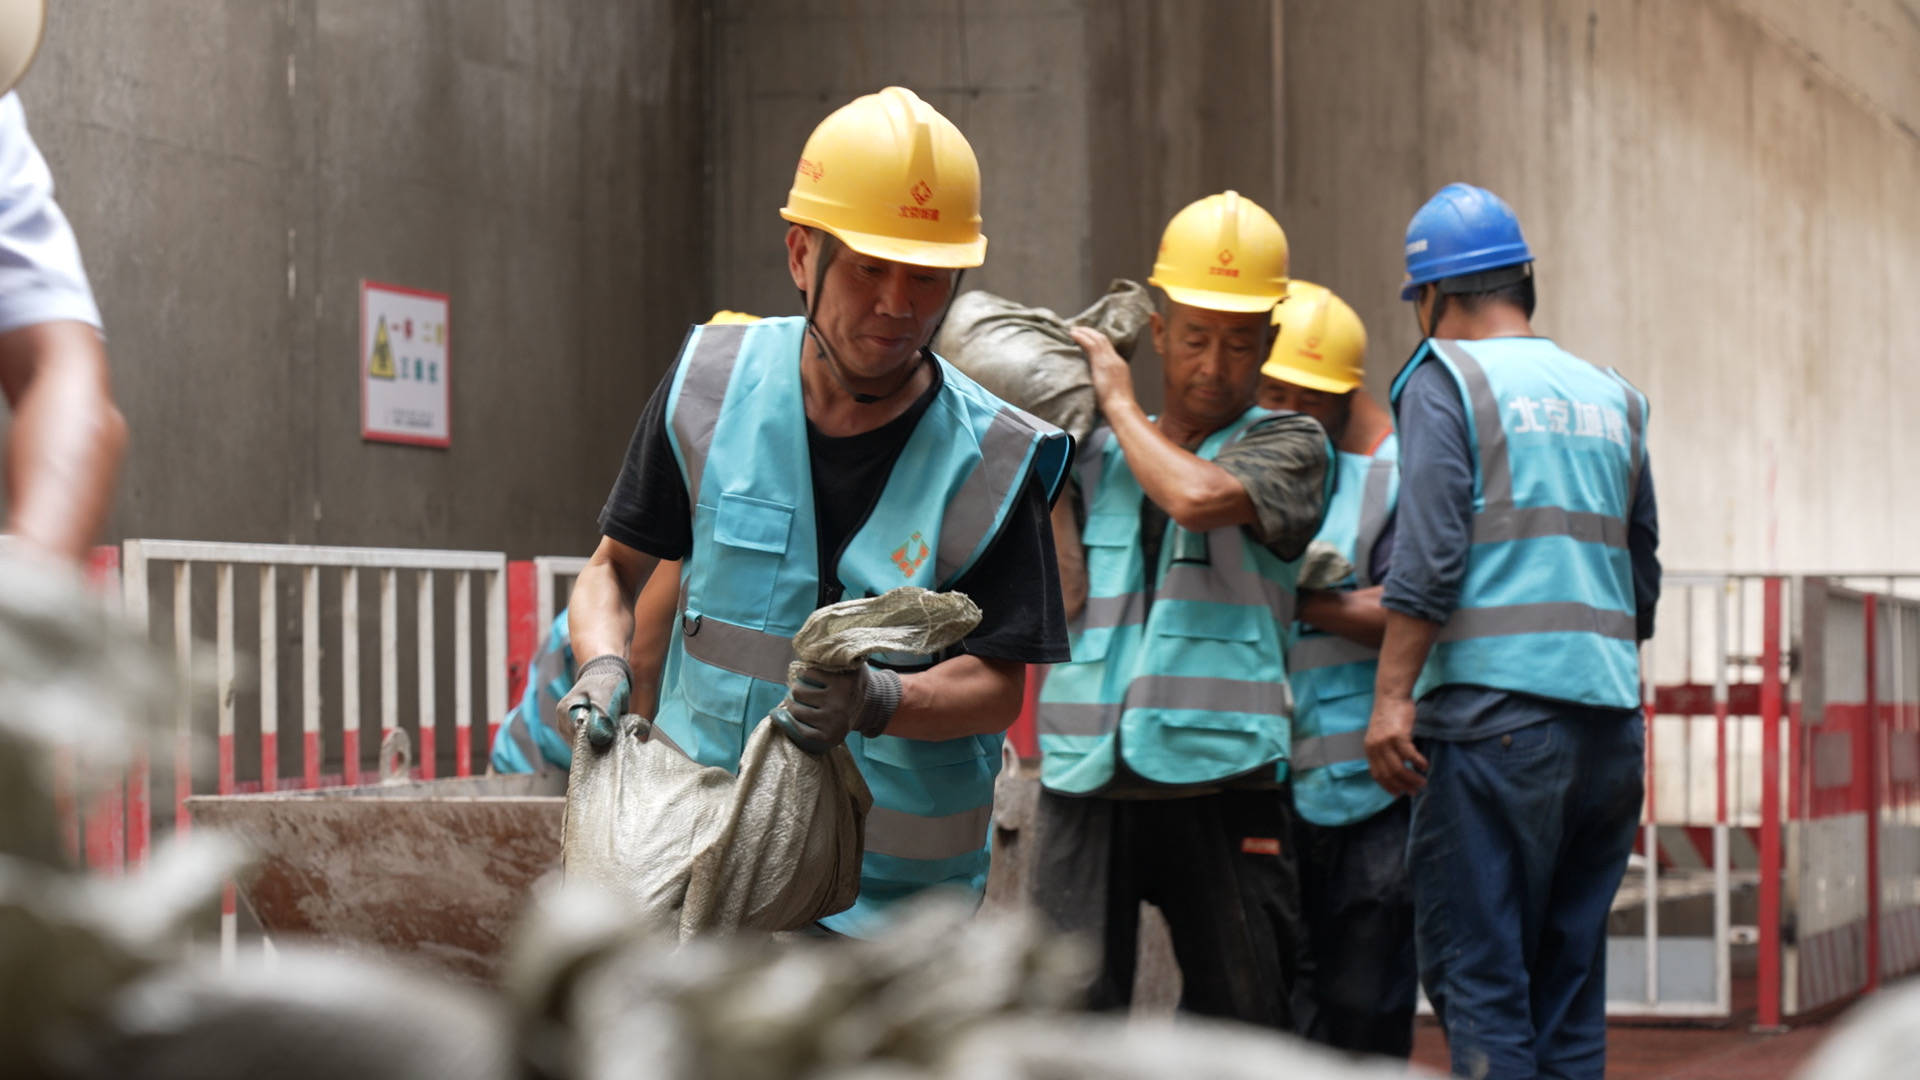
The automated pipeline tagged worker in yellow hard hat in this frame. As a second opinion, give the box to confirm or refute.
[1257,282,1393,452]
[1031,191,1333,1029]
[563,88,1073,938]
[1259,282,1416,1059]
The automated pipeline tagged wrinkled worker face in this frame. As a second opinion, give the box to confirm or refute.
[1257,378,1352,443]
[787,226,956,381]
[1152,301,1271,430]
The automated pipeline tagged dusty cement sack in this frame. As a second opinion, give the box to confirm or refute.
[1294,540,1356,592]
[507,887,1426,1080]
[562,588,982,940]
[933,280,1153,444]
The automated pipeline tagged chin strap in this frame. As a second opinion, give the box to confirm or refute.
[797,232,961,406]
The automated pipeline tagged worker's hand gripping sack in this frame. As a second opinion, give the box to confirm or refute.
[561,587,980,940]
[932,280,1153,444]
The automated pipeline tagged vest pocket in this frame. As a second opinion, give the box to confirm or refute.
[705,493,797,627]
[1080,513,1139,598]
[678,654,758,727]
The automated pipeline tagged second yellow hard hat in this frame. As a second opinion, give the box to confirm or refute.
[1148,191,1289,313]
[779,87,986,269]
[1262,281,1366,394]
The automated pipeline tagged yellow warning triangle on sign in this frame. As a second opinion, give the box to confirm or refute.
[369,315,396,379]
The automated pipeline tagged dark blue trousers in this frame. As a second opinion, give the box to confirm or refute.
[1409,710,1644,1080]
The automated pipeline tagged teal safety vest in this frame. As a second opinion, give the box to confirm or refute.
[655,316,1071,938]
[1285,436,1399,827]
[1388,337,1647,709]
[1036,408,1321,796]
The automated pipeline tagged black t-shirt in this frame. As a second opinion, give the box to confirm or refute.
[598,358,1071,664]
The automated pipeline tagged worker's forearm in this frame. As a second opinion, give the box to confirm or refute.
[1101,396,1254,532]
[886,654,1025,741]
[568,547,657,664]
[1298,586,1387,647]
[0,323,126,564]
[1049,497,1087,620]
[1374,609,1443,704]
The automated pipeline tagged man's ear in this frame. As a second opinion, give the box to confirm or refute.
[785,225,812,297]
[1148,309,1166,359]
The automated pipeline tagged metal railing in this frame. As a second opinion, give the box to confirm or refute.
[59,542,1920,1024]
[1611,572,1775,1019]
[532,555,590,634]
[115,541,510,955]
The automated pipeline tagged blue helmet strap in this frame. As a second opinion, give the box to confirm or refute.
[1437,262,1532,296]
[800,230,935,406]
[1427,262,1533,335]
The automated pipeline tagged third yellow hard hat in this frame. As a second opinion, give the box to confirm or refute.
[779,87,986,269]
[1148,191,1289,313]
[1263,281,1366,394]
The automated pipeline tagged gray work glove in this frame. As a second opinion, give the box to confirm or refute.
[772,662,903,755]
[558,655,632,753]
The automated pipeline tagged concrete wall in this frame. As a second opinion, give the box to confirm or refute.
[1277,0,1920,572]
[23,0,709,558]
[711,0,1280,410]
[715,0,1918,573]
[12,0,1910,576]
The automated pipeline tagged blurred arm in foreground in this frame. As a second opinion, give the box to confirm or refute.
[0,93,124,564]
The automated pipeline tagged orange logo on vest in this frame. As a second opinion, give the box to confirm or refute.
[891,532,931,577]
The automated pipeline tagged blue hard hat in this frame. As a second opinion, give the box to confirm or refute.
[1399,183,1532,300]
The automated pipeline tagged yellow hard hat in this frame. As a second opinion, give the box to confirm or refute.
[704,310,760,325]
[1147,190,1289,313]
[1262,280,1366,394]
[779,87,986,269]
[0,0,45,96]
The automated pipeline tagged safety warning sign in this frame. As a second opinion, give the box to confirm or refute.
[361,280,450,447]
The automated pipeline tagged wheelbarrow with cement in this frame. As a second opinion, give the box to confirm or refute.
[185,770,565,981]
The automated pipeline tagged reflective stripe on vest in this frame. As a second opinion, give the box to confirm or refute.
[1038,407,1317,795]
[1291,727,1366,771]
[1351,451,1396,589]
[1393,337,1645,709]
[1283,437,1400,826]
[653,315,1072,935]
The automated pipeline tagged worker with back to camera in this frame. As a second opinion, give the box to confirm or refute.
[560,87,1074,937]
[0,0,126,567]
[1034,191,1332,1029]
[1256,281,1416,1059]
[1368,182,1659,1080]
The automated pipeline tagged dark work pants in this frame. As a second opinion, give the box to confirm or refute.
[1030,788,1302,1031]
[1410,712,1645,1080]
[1290,797,1417,1059]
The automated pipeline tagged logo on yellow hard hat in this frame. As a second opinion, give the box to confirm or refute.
[797,158,824,183]
[911,181,932,205]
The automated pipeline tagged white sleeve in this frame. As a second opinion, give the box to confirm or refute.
[0,93,100,334]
